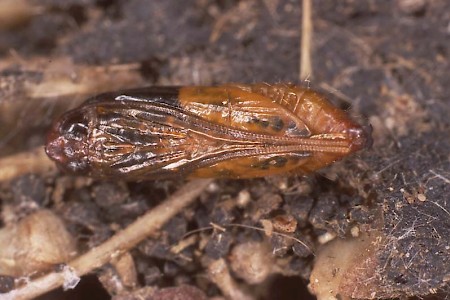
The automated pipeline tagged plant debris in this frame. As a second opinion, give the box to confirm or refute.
[0,0,448,299]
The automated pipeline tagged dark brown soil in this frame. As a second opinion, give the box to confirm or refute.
[0,0,448,299]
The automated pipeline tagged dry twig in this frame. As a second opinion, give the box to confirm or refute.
[0,147,55,182]
[300,0,313,81]
[0,179,213,300]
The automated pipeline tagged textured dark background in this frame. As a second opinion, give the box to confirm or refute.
[0,0,449,299]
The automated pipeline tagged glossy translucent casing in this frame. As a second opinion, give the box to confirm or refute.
[45,83,371,179]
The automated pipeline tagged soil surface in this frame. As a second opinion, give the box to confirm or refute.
[0,0,449,299]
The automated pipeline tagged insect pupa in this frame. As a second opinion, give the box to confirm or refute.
[45,83,372,180]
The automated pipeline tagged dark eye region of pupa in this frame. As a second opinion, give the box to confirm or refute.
[45,83,372,180]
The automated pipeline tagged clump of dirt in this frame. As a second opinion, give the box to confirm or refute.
[0,0,448,299]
